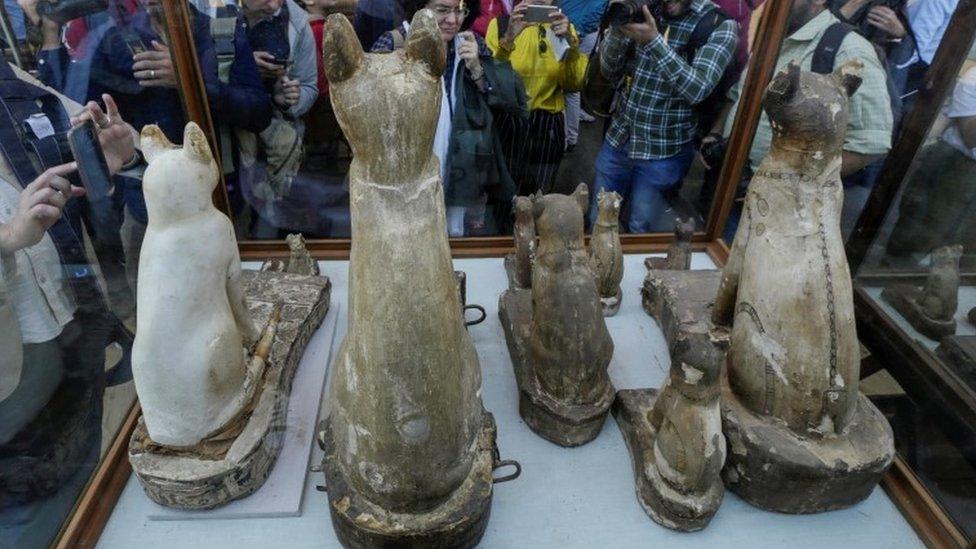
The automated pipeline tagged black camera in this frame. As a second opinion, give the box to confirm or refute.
[699,135,727,170]
[605,0,664,26]
[36,0,108,24]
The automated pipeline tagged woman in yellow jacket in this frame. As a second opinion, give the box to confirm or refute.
[486,0,588,195]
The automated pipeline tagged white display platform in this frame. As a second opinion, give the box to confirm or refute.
[146,301,340,520]
[98,254,922,548]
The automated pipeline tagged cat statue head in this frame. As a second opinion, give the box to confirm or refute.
[763,60,863,155]
[322,10,445,184]
[594,190,622,228]
[532,184,589,251]
[931,244,963,269]
[140,122,219,224]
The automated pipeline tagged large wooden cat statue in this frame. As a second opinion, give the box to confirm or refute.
[132,122,260,448]
[318,12,498,547]
[712,61,894,513]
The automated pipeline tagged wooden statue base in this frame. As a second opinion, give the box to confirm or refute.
[881,284,956,340]
[613,389,724,531]
[128,270,331,509]
[720,368,895,514]
[498,288,614,447]
[319,412,497,549]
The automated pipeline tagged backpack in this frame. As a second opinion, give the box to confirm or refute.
[681,8,742,142]
[811,21,903,132]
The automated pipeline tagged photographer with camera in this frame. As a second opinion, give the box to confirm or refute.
[240,0,318,237]
[588,0,737,233]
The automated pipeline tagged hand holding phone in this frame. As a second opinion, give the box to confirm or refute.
[523,4,558,23]
[68,120,113,201]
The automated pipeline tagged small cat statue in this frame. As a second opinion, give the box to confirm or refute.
[589,189,624,316]
[525,184,614,445]
[512,195,535,289]
[883,243,963,339]
[285,233,319,276]
[646,217,694,271]
[920,244,963,322]
[132,122,260,448]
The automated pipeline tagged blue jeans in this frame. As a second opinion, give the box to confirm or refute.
[589,140,695,233]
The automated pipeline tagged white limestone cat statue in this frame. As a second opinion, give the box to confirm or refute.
[132,122,259,448]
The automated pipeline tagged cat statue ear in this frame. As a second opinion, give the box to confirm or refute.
[405,9,447,78]
[833,59,864,97]
[323,13,364,83]
[140,124,175,165]
[183,122,214,165]
[572,183,590,217]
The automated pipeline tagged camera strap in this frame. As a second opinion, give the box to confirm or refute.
[0,62,108,299]
[0,61,73,188]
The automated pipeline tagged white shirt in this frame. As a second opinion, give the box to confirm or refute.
[942,66,976,159]
[0,178,77,344]
[906,0,959,65]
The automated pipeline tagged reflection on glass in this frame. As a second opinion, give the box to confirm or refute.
[865,377,976,539]
[718,0,915,242]
[228,0,773,240]
[854,34,975,544]
[0,0,186,543]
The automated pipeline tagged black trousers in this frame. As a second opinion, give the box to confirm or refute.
[498,109,566,196]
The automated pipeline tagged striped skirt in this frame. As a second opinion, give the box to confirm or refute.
[497,109,566,196]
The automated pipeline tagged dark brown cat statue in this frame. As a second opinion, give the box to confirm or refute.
[499,184,615,446]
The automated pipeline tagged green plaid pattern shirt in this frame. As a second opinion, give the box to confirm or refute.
[601,0,738,160]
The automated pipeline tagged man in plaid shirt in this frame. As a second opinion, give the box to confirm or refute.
[588,0,737,232]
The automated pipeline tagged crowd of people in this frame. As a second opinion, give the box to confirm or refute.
[0,1,970,545]
[4,0,959,245]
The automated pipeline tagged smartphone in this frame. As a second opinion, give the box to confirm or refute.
[524,4,558,23]
[124,31,149,57]
[68,120,113,201]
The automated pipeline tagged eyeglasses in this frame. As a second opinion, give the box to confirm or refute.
[538,25,547,55]
[431,6,470,19]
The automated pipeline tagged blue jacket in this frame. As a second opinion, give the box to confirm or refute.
[559,0,608,36]
[38,5,272,142]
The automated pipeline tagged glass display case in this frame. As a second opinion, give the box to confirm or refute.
[846,8,976,545]
[0,0,219,546]
[4,0,972,545]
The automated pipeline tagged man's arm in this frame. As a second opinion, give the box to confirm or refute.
[838,35,893,172]
[600,28,633,82]
[287,22,320,118]
[642,18,738,105]
[842,151,880,177]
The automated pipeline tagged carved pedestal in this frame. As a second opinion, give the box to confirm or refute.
[882,284,956,340]
[499,287,615,446]
[320,412,497,548]
[129,270,330,509]
[721,379,895,513]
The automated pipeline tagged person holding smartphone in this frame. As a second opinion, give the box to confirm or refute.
[485,0,589,196]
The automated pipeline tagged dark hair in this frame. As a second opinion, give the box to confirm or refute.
[401,0,481,31]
